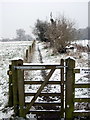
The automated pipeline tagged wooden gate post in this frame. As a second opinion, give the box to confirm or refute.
[17,60,25,117]
[60,59,64,118]
[11,60,19,116]
[8,64,13,107]
[65,57,75,120]
[11,59,23,116]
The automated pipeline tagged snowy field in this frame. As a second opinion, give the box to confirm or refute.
[73,39,89,46]
[0,40,90,119]
[0,41,33,119]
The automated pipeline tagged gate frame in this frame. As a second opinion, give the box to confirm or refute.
[8,58,90,119]
[8,59,66,118]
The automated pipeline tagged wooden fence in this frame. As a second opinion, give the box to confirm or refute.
[7,58,90,119]
[25,40,35,62]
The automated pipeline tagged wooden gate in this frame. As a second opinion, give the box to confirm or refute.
[8,58,90,119]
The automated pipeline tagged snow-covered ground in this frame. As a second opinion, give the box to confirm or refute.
[0,41,33,119]
[0,40,90,119]
[73,39,89,46]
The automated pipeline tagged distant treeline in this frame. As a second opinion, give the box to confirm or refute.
[77,27,88,40]
[0,27,89,42]
[0,29,33,42]
[1,37,33,42]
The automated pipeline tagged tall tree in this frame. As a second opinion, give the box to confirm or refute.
[33,19,49,42]
[46,15,75,53]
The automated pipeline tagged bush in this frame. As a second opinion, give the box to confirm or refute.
[33,15,77,53]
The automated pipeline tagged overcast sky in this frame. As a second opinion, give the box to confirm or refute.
[0,0,89,39]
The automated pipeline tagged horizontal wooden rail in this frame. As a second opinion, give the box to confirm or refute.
[26,102,61,106]
[74,69,80,73]
[75,83,90,88]
[25,93,61,97]
[28,110,61,114]
[74,98,90,102]
[28,110,62,119]
[73,110,90,116]
[24,81,64,85]
[14,64,67,70]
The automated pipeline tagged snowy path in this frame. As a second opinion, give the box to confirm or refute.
[25,41,61,119]
[27,41,90,112]
[25,41,90,97]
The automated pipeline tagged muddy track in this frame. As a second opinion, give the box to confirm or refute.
[37,46,47,80]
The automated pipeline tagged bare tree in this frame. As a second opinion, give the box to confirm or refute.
[33,15,76,53]
[46,15,75,53]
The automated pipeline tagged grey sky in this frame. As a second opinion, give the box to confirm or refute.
[0,0,88,39]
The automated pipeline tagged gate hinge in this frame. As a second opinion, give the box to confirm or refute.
[7,70,12,75]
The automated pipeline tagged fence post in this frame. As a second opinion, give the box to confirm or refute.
[26,49,28,62]
[8,64,13,107]
[29,46,31,54]
[28,46,32,62]
[17,60,25,117]
[65,57,75,120]
[32,40,35,49]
